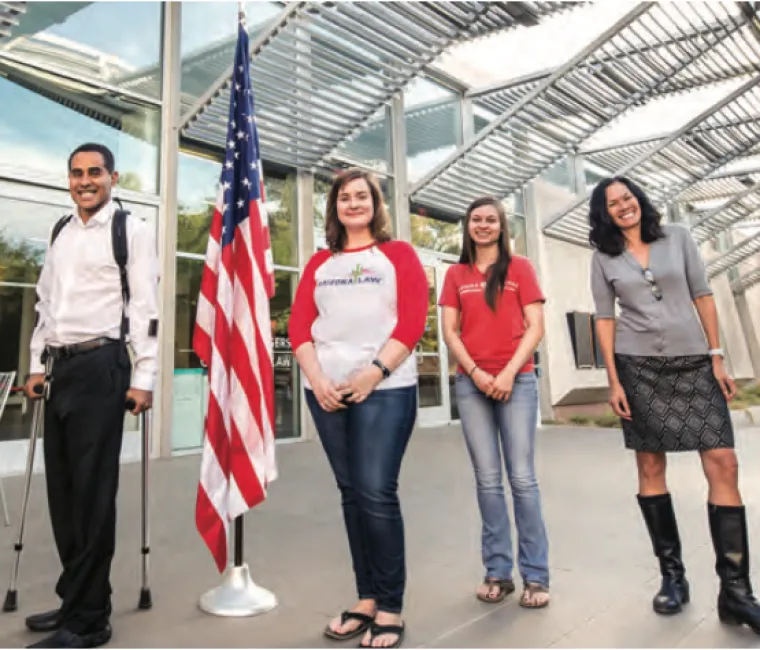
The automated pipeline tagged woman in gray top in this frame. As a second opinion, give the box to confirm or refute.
[590,176,760,634]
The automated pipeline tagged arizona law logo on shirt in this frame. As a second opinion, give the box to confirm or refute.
[459,281,486,295]
[459,279,519,296]
[316,263,384,287]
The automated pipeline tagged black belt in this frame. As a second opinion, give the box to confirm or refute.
[43,337,119,361]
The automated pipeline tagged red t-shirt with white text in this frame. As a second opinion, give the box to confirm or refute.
[438,255,545,375]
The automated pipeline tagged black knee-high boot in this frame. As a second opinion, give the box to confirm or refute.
[638,494,690,614]
[708,504,760,634]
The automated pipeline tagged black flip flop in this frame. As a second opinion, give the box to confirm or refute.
[358,622,405,649]
[476,577,515,604]
[324,611,374,641]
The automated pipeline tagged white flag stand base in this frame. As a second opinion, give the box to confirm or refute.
[199,563,277,617]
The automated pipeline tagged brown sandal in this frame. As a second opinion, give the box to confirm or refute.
[476,577,515,603]
[519,582,550,609]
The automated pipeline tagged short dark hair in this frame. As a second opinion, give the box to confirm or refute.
[68,143,116,174]
[325,168,391,253]
[588,176,665,256]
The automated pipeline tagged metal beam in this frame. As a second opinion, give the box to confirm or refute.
[409,3,655,196]
[690,179,760,243]
[731,264,760,292]
[707,230,760,278]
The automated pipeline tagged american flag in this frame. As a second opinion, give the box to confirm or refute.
[193,12,277,573]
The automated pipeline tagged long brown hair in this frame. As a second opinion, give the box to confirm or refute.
[459,196,512,311]
[325,168,391,253]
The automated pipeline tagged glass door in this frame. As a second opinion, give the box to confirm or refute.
[415,251,455,427]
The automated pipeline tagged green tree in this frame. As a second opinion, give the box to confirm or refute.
[118,172,143,192]
[0,230,44,284]
[176,175,298,265]
[410,214,461,255]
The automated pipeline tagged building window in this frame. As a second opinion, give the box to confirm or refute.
[404,77,461,184]
[173,152,301,450]
[3,3,162,100]
[411,213,462,256]
[0,3,162,192]
[332,108,391,174]
[179,2,283,116]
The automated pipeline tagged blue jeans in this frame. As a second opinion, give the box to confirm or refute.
[306,385,417,614]
[455,372,550,587]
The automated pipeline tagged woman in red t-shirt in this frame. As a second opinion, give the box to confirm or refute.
[439,196,550,608]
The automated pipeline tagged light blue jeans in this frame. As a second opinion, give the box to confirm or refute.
[455,371,550,587]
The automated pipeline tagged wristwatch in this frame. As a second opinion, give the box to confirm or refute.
[371,359,391,379]
[708,348,724,358]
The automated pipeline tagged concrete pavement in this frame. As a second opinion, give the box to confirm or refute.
[1,423,760,648]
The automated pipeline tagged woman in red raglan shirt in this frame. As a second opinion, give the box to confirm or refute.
[439,196,550,609]
[289,168,428,649]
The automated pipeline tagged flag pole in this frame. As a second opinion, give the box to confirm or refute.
[231,0,248,577]
[196,2,277,618]
[234,516,244,567]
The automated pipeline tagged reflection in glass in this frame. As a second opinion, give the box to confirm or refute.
[177,153,298,266]
[417,265,442,408]
[333,108,390,173]
[418,355,442,408]
[2,2,162,99]
[173,260,300,448]
[0,285,36,442]
[411,214,462,256]
[419,266,439,354]
[448,354,460,422]
[270,272,299,440]
[179,2,282,110]
[405,77,461,184]
[0,77,160,193]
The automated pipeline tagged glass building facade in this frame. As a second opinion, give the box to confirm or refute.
[0,2,532,466]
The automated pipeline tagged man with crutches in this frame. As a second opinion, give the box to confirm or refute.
[19,143,159,649]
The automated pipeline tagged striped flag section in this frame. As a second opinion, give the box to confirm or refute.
[193,12,277,573]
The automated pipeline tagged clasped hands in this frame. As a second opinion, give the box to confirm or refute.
[313,364,385,412]
[472,366,516,402]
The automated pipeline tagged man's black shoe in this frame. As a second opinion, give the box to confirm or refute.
[25,610,63,633]
[26,625,112,649]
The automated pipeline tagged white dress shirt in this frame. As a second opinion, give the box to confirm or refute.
[29,200,160,391]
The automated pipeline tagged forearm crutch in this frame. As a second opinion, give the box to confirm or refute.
[126,399,152,611]
[3,381,46,613]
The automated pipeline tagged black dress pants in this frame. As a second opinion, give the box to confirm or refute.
[42,343,130,635]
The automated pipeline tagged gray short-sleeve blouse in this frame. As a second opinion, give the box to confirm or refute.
[590,224,711,356]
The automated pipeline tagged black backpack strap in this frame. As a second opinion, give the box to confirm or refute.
[111,209,130,347]
[50,214,74,246]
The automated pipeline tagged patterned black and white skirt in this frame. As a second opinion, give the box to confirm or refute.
[614,354,734,453]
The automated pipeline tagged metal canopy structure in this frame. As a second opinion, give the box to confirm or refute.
[542,73,760,246]
[731,265,760,293]
[180,1,572,169]
[470,13,760,118]
[689,179,760,243]
[707,232,760,278]
[676,155,760,203]
[409,2,760,218]
[0,2,25,43]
